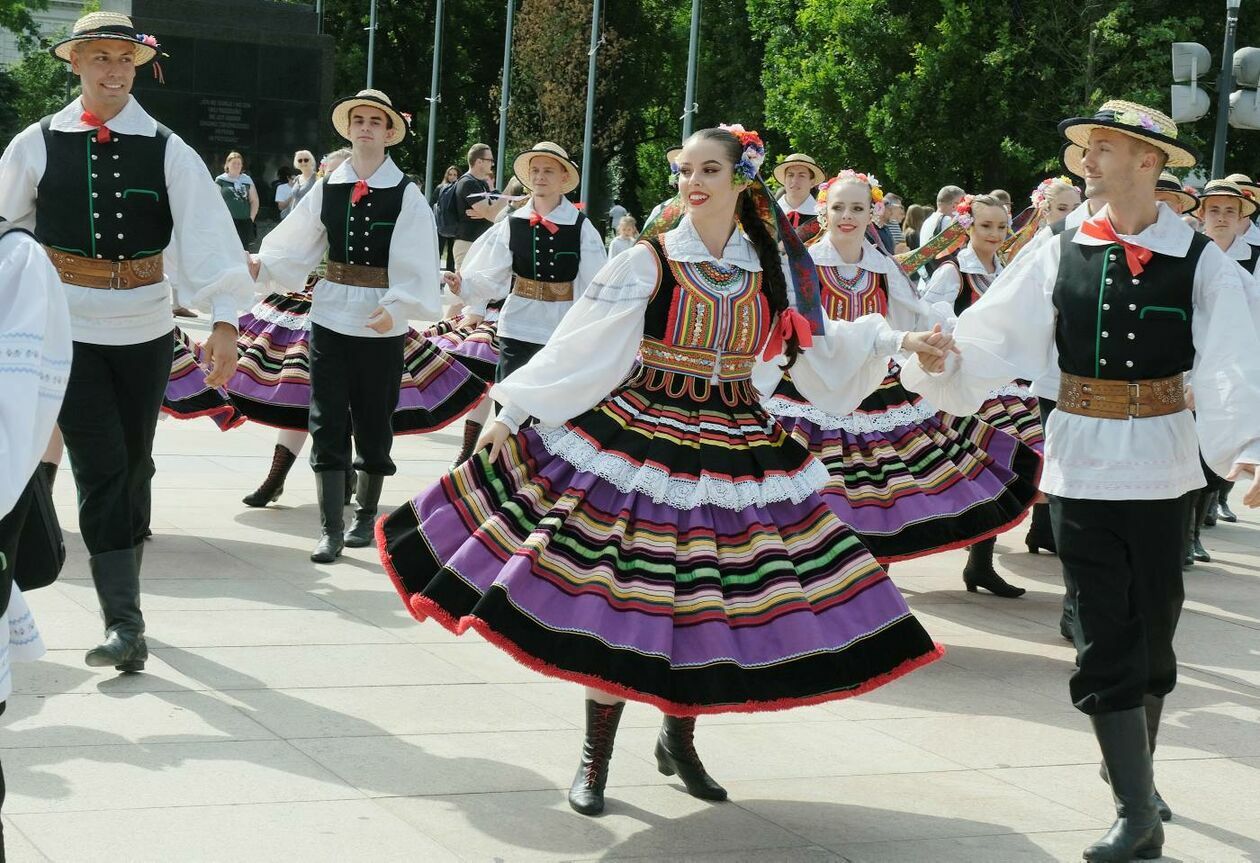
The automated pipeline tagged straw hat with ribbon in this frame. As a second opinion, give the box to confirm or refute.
[1194,178,1257,219]
[512,142,581,195]
[1155,173,1199,215]
[1059,100,1198,169]
[772,153,826,188]
[1225,172,1260,201]
[331,90,410,148]
[51,12,161,65]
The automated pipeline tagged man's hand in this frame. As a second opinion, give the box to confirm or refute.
[902,325,958,373]
[1225,463,1260,508]
[367,306,394,334]
[203,322,239,388]
[462,313,484,327]
[477,420,512,464]
[247,253,261,281]
[443,271,462,296]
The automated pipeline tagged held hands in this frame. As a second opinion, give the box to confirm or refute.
[1225,463,1260,508]
[443,271,462,296]
[367,306,395,334]
[477,420,512,463]
[903,324,958,373]
[246,253,261,282]
[203,322,239,388]
[463,313,485,327]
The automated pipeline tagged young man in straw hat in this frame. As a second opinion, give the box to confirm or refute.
[0,12,253,674]
[248,89,442,563]
[450,141,605,442]
[773,153,825,242]
[902,99,1260,863]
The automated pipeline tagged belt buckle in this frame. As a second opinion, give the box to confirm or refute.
[107,269,123,290]
[1127,381,1141,418]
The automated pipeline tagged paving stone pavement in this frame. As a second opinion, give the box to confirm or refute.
[4,323,1260,862]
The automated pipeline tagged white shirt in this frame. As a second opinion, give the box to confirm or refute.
[901,202,1260,500]
[275,181,294,218]
[920,211,951,241]
[1243,221,1260,246]
[460,197,607,345]
[0,227,71,516]
[256,157,442,337]
[0,97,253,345]
[777,194,818,217]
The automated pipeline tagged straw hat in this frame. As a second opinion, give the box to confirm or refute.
[1060,144,1085,181]
[1225,172,1260,200]
[512,142,581,194]
[51,12,159,65]
[666,147,683,167]
[772,153,826,187]
[1059,100,1198,169]
[1194,179,1257,219]
[331,90,409,147]
[1155,173,1199,215]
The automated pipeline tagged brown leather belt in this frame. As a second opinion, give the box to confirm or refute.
[512,276,574,302]
[326,260,389,288]
[1057,372,1186,420]
[43,247,164,290]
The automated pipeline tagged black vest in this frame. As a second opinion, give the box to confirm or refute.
[1052,228,1208,380]
[321,176,410,268]
[508,210,586,282]
[940,255,997,316]
[1242,242,1260,275]
[35,116,174,262]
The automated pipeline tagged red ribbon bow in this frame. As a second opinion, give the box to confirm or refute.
[80,111,111,143]
[1079,214,1154,275]
[529,211,559,234]
[350,179,370,206]
[786,211,801,229]
[762,308,815,361]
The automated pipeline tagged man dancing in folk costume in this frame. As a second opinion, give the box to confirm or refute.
[902,100,1260,863]
[0,12,253,673]
[773,153,826,243]
[378,123,956,817]
[762,170,1041,565]
[250,89,444,562]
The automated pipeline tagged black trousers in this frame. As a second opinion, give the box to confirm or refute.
[59,333,171,555]
[1050,494,1192,715]
[495,336,545,383]
[308,323,404,476]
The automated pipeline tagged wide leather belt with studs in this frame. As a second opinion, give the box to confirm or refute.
[43,247,163,290]
[512,276,574,302]
[326,260,389,288]
[1057,372,1185,420]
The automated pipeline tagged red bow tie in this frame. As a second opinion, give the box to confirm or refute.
[1079,215,1154,275]
[350,179,370,206]
[81,110,112,143]
[529,211,559,234]
[786,211,802,229]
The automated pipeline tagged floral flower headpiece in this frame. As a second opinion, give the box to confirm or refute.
[1115,109,1165,136]
[819,170,886,215]
[953,194,975,229]
[1030,175,1076,209]
[720,123,766,184]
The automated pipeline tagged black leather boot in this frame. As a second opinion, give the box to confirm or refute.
[1084,708,1163,861]
[1059,592,1075,642]
[1024,503,1057,554]
[344,469,356,505]
[1182,497,1195,569]
[1192,490,1211,563]
[962,537,1025,598]
[1217,481,1238,522]
[344,473,384,548]
[656,715,728,801]
[1101,696,1172,822]
[451,420,483,469]
[84,548,147,672]
[568,699,625,816]
[242,444,297,507]
[1202,489,1218,527]
[311,471,346,563]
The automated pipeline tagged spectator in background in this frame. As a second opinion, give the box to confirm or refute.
[433,165,460,270]
[607,214,637,259]
[216,151,259,249]
[989,188,1013,214]
[881,194,906,252]
[494,178,526,223]
[286,150,320,217]
[920,184,964,241]
[453,143,507,268]
[903,203,930,249]
[607,198,628,236]
[273,165,297,220]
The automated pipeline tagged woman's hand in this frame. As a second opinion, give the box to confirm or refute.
[443,271,462,296]
[477,421,512,463]
[902,324,958,373]
[1226,463,1260,508]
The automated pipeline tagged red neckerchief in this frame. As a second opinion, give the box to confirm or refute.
[786,210,801,229]
[1079,214,1154,275]
[81,111,112,143]
[350,179,370,205]
[529,211,559,234]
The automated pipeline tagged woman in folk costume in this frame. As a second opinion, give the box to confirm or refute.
[921,194,1045,597]
[773,153,825,243]
[763,171,1040,564]
[378,125,949,817]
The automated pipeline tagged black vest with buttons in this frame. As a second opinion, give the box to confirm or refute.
[320,176,410,268]
[1052,228,1208,380]
[34,116,173,262]
[508,211,586,282]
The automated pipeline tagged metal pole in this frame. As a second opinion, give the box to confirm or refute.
[681,0,701,139]
[495,0,516,191]
[579,0,602,204]
[1211,3,1241,179]
[315,0,323,35]
[424,0,444,198]
[365,0,378,88]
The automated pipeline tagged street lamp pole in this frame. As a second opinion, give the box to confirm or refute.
[579,0,602,204]
[495,0,517,191]
[1211,0,1242,178]
[424,0,445,199]
[366,0,378,89]
[681,0,701,140]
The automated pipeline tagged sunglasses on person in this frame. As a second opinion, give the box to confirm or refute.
[296,157,312,163]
